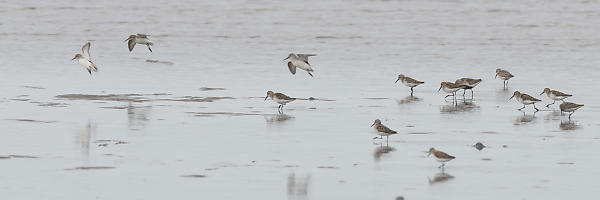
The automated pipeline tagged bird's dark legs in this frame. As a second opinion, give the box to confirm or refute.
[533,103,539,111]
[410,87,414,96]
[307,72,313,77]
[470,89,474,98]
[546,100,556,108]
[518,104,526,111]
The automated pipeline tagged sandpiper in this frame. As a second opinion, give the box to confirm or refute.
[559,102,584,119]
[455,78,482,98]
[495,68,514,88]
[283,53,316,77]
[371,119,397,142]
[72,42,98,75]
[395,74,424,96]
[427,148,455,169]
[264,91,296,112]
[438,82,461,101]
[540,88,572,107]
[125,34,154,52]
[509,91,542,111]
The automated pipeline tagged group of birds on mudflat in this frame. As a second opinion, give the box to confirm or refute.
[72,35,584,170]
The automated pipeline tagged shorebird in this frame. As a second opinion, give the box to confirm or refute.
[540,88,572,107]
[371,119,397,142]
[495,68,514,88]
[395,74,424,96]
[72,42,98,75]
[454,78,482,98]
[559,102,584,119]
[473,142,486,151]
[283,53,316,77]
[427,148,455,169]
[124,34,153,52]
[264,91,296,112]
[509,91,542,111]
[438,82,461,101]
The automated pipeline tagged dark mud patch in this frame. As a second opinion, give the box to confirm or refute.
[199,87,226,91]
[187,112,269,117]
[32,102,70,107]
[95,140,128,146]
[315,36,336,39]
[297,97,336,101]
[146,59,174,65]
[408,132,432,135]
[0,155,39,159]
[317,166,338,169]
[65,166,115,170]
[157,96,234,102]
[56,94,153,102]
[558,162,575,165]
[181,174,207,178]
[481,131,498,134]
[7,119,57,123]
[363,97,389,100]
[21,85,45,89]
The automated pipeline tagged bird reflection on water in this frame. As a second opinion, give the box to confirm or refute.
[428,172,455,184]
[287,172,310,200]
[374,143,395,161]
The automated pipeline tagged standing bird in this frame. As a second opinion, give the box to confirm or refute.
[264,91,296,112]
[427,148,455,169]
[395,74,424,96]
[370,119,397,142]
[438,82,461,102]
[72,42,98,75]
[559,102,584,119]
[283,53,316,77]
[540,88,572,107]
[495,68,514,88]
[125,34,154,52]
[509,91,542,111]
[454,78,482,98]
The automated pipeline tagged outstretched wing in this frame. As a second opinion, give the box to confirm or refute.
[136,33,149,38]
[297,54,316,65]
[128,40,136,51]
[82,42,91,60]
[287,62,296,74]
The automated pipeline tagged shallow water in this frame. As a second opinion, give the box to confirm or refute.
[1,0,600,199]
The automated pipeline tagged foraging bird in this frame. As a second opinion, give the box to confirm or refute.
[438,82,461,101]
[559,102,584,119]
[509,91,542,111]
[473,142,486,151]
[454,78,482,98]
[495,68,514,88]
[72,42,98,75]
[125,34,154,52]
[283,53,316,77]
[264,91,296,112]
[395,74,424,96]
[427,148,455,169]
[371,119,397,142]
[540,88,572,107]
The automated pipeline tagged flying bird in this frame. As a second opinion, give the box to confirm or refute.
[125,34,154,52]
[72,42,98,75]
[284,53,316,77]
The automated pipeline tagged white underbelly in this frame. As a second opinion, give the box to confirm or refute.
[549,94,568,100]
[291,60,312,71]
[443,87,460,93]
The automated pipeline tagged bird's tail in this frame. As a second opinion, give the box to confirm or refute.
[91,63,98,72]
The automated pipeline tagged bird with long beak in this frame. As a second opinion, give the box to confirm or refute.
[427,148,455,169]
[495,68,514,88]
[438,82,461,102]
[559,102,584,119]
[124,34,153,52]
[264,91,296,113]
[395,74,424,96]
[72,42,98,75]
[454,78,482,98]
[283,53,316,77]
[371,119,397,142]
[509,91,541,111]
[540,88,572,107]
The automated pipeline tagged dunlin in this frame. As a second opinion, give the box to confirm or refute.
[72,42,98,75]
[509,91,542,111]
[438,82,461,101]
[371,119,397,142]
[540,88,572,107]
[559,102,584,119]
[454,78,482,97]
[495,68,514,88]
[125,34,153,52]
[427,148,455,169]
[283,53,316,77]
[473,142,486,151]
[395,74,424,96]
[264,91,296,112]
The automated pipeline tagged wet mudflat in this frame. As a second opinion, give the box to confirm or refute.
[1,0,600,199]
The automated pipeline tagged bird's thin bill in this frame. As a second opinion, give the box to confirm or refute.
[395,78,399,83]
[508,95,514,101]
[437,86,442,92]
[494,74,498,79]
[370,123,375,127]
[283,55,291,61]
[539,91,545,95]
[264,96,268,101]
